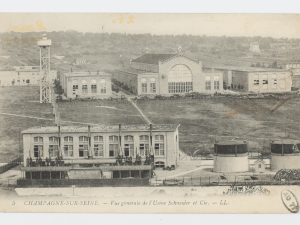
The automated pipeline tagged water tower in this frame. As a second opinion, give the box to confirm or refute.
[38,34,52,103]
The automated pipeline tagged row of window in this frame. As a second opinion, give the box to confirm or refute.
[33,135,165,158]
[168,82,193,93]
[253,75,285,90]
[141,78,156,93]
[205,76,220,90]
[73,79,107,94]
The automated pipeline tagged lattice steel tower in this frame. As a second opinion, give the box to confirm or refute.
[38,34,52,103]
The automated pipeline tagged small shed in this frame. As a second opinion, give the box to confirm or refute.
[254,160,266,173]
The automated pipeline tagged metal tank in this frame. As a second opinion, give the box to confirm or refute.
[270,140,300,171]
[213,140,249,173]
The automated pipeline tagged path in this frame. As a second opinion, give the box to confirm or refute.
[126,97,152,124]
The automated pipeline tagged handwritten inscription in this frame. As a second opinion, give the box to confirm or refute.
[110,14,135,24]
[5,34,42,46]
[9,21,47,32]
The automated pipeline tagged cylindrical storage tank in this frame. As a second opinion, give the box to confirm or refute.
[213,140,248,173]
[270,140,300,171]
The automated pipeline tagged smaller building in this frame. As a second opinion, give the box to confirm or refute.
[59,71,112,99]
[0,66,57,86]
[74,57,86,65]
[249,42,260,52]
[254,160,266,173]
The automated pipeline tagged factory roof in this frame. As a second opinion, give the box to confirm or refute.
[204,65,289,73]
[21,124,180,134]
[272,140,300,144]
[114,68,158,76]
[215,140,248,145]
[132,53,177,65]
[63,71,111,77]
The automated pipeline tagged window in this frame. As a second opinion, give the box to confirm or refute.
[94,136,104,157]
[205,76,211,90]
[100,79,106,93]
[214,76,219,90]
[82,85,88,94]
[150,78,156,93]
[258,164,261,168]
[139,135,149,156]
[168,65,193,93]
[124,135,134,157]
[34,137,43,143]
[154,135,164,156]
[262,74,268,90]
[141,78,147,93]
[91,79,97,93]
[34,145,43,158]
[254,74,259,90]
[73,85,78,90]
[109,136,119,157]
[272,74,277,89]
[49,137,59,157]
[79,136,88,157]
[63,136,73,157]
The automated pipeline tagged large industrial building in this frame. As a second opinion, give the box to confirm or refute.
[0,66,57,86]
[213,140,249,173]
[204,66,292,93]
[112,53,223,96]
[22,124,180,169]
[59,71,112,99]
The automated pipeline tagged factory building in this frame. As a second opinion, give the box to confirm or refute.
[204,66,292,93]
[213,140,249,173]
[112,53,223,96]
[21,124,180,169]
[59,71,112,99]
[0,66,57,86]
[270,140,300,171]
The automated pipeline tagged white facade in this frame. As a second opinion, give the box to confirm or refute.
[213,154,249,173]
[0,66,57,86]
[270,154,300,171]
[22,124,180,168]
[249,43,260,52]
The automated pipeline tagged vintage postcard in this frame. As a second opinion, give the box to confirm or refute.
[0,13,300,214]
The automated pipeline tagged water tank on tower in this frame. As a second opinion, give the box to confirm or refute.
[213,140,249,173]
[270,140,300,171]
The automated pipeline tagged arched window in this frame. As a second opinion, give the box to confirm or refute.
[63,136,73,157]
[214,76,219,90]
[94,136,104,157]
[109,136,119,157]
[154,135,164,156]
[271,74,277,89]
[262,74,268,90]
[141,78,147,93]
[205,76,211,90]
[91,79,97,93]
[124,135,134,157]
[150,78,156,93]
[33,137,43,158]
[49,137,59,157]
[168,65,193,93]
[79,136,88,157]
[100,79,106,93]
[73,79,78,90]
[279,73,286,89]
[254,74,259,90]
[139,135,149,156]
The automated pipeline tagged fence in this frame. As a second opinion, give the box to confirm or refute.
[0,156,23,174]
[150,174,300,186]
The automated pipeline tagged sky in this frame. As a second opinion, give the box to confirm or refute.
[0,13,300,39]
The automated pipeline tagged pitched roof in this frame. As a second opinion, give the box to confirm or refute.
[132,53,177,65]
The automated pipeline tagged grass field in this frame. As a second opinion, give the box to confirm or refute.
[1,86,300,162]
[0,86,144,163]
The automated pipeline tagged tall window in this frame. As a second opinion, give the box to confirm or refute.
[254,74,259,90]
[100,79,106,93]
[82,79,88,94]
[154,135,165,156]
[73,79,78,90]
[150,78,156,93]
[63,136,73,157]
[109,136,119,157]
[205,76,211,90]
[262,74,268,90]
[272,74,277,89]
[49,137,59,157]
[94,136,104,157]
[141,78,147,93]
[79,136,88,157]
[33,137,43,158]
[91,79,97,93]
[124,135,134,157]
[214,76,219,90]
[139,135,149,156]
[168,65,193,93]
